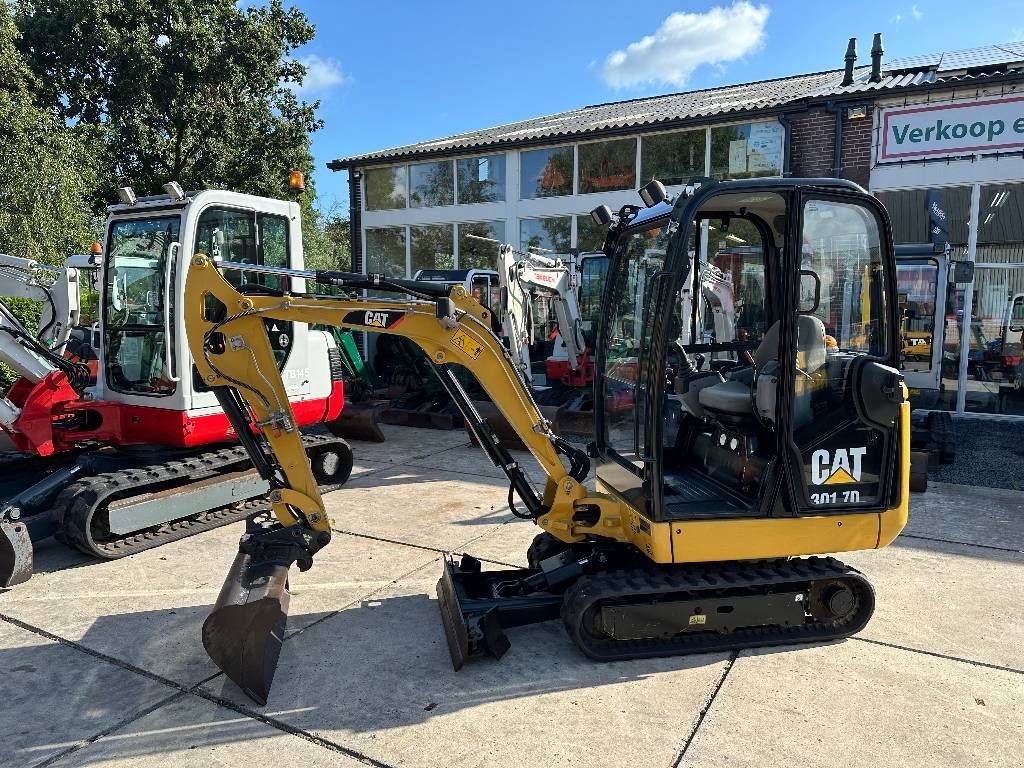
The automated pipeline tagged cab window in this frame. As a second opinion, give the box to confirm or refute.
[103,216,181,396]
[194,208,291,290]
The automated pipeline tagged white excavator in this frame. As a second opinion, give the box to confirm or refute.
[493,242,589,387]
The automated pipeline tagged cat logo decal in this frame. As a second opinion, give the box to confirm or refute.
[811,447,867,485]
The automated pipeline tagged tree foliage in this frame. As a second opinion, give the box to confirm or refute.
[14,0,323,205]
[0,0,98,265]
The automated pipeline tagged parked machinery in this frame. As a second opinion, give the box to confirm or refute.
[182,176,909,705]
[0,185,353,587]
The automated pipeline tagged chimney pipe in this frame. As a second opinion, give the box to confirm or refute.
[842,37,857,86]
[870,32,884,83]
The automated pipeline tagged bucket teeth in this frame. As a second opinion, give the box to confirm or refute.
[0,519,33,588]
[202,549,291,705]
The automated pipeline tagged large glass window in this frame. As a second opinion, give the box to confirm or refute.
[520,216,571,254]
[103,216,181,396]
[410,224,454,274]
[520,146,574,199]
[409,161,454,207]
[457,155,506,203]
[969,183,1024,415]
[710,122,783,180]
[641,130,706,186]
[365,227,406,278]
[578,138,636,194]
[365,166,407,210]
[576,214,609,252]
[457,221,505,270]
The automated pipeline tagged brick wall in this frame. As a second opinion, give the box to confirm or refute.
[840,107,873,187]
[790,111,835,178]
[788,106,873,186]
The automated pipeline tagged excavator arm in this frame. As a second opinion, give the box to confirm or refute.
[184,254,610,703]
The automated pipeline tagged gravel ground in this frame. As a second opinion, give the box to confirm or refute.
[929,417,1024,490]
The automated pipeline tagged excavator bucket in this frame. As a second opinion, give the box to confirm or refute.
[327,401,387,443]
[202,549,291,705]
[0,519,33,588]
[550,403,596,437]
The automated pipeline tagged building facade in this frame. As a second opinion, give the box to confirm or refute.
[330,39,1024,417]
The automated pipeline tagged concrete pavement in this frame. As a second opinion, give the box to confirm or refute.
[0,425,1021,768]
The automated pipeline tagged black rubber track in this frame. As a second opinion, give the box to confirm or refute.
[561,556,874,661]
[56,433,351,560]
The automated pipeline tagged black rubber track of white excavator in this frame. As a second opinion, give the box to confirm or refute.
[561,556,874,660]
[55,433,350,560]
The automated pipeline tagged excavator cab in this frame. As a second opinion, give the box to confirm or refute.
[594,179,903,527]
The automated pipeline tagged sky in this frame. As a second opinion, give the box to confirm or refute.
[282,0,1024,212]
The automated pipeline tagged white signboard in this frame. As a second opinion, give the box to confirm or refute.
[878,96,1024,162]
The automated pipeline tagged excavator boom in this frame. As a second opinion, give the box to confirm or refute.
[185,255,597,701]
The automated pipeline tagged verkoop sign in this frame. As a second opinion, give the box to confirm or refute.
[878,96,1024,162]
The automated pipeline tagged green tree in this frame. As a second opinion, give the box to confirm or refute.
[302,204,351,273]
[14,0,323,207]
[0,1,98,265]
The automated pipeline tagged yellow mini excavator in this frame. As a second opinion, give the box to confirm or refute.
[185,177,909,704]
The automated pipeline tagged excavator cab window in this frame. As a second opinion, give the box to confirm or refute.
[103,215,181,396]
[194,207,294,368]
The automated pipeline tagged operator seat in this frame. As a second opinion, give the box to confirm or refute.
[697,315,827,425]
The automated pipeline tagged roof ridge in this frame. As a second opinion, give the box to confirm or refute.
[579,66,848,110]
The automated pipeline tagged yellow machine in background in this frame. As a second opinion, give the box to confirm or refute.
[185,177,909,705]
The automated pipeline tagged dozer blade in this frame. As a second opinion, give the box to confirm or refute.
[327,401,387,443]
[202,549,291,705]
[0,519,33,588]
[436,555,562,670]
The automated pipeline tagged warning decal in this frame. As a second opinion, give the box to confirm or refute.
[451,330,484,359]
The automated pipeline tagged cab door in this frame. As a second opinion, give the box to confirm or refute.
[788,194,904,513]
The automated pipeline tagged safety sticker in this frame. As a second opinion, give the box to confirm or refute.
[688,614,706,626]
[451,330,483,359]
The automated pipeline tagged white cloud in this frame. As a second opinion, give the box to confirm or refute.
[890,13,903,23]
[293,54,350,94]
[911,4,923,19]
[599,2,770,89]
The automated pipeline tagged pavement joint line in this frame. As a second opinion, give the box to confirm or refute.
[0,611,204,695]
[329,517,519,559]
[28,690,188,768]
[671,651,738,767]
[899,532,1024,554]
[852,637,1024,675]
[184,686,397,768]
[0,600,399,767]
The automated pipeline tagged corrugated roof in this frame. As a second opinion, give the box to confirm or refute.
[331,41,1024,169]
[888,41,1024,73]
